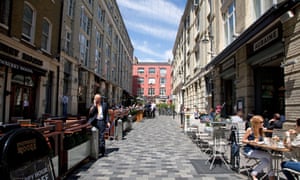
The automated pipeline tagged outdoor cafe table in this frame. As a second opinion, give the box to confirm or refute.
[245,141,290,180]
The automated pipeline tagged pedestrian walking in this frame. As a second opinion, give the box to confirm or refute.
[88,94,110,157]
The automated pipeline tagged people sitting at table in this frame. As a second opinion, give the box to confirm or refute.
[281,118,300,180]
[242,115,275,180]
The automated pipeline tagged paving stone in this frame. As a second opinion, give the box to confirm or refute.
[67,115,249,180]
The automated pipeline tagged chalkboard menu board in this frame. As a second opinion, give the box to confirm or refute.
[10,157,54,180]
[0,128,55,179]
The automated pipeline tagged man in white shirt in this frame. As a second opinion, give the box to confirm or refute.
[231,110,244,123]
[150,102,156,118]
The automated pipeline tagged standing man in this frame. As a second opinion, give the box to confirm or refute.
[180,104,184,128]
[88,94,110,157]
[62,94,69,117]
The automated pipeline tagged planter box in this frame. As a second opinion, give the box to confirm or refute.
[67,140,91,170]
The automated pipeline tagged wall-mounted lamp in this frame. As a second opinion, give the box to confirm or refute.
[280,10,294,23]
[280,59,298,68]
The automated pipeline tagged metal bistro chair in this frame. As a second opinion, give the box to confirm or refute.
[282,168,300,180]
[206,123,230,170]
[233,122,260,177]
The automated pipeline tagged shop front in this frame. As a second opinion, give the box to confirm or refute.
[0,54,47,123]
[219,57,236,116]
[246,25,285,117]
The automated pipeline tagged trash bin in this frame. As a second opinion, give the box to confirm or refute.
[0,128,55,179]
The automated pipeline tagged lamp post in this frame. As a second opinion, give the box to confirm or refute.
[150,83,153,101]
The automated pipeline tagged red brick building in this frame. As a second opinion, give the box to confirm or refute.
[132,62,172,103]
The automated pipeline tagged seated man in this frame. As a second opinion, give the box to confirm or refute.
[281,118,300,180]
[266,113,283,137]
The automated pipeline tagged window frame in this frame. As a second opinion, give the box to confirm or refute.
[22,2,36,43]
[41,18,52,52]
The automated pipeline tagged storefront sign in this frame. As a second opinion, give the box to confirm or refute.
[221,57,235,71]
[253,28,279,52]
[247,24,282,57]
[0,58,33,73]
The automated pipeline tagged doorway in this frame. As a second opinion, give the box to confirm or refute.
[9,73,36,121]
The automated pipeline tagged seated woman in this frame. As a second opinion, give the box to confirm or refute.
[281,118,300,180]
[242,115,274,180]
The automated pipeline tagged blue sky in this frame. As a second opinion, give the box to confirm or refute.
[116,0,187,62]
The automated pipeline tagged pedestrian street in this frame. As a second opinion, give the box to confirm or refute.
[67,115,248,180]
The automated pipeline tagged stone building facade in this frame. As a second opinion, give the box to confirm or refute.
[172,0,300,126]
[0,0,62,123]
[0,0,133,123]
[60,0,133,116]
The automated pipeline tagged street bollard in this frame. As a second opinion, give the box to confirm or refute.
[115,118,123,140]
[90,127,99,159]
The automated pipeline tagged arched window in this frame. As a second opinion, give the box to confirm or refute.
[41,18,52,52]
[22,2,36,42]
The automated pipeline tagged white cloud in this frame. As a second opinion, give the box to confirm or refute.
[163,49,173,60]
[126,21,177,41]
[135,41,162,58]
[117,0,182,26]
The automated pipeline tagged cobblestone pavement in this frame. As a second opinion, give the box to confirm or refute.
[67,115,249,180]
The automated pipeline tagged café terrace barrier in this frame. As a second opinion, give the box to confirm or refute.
[0,109,131,179]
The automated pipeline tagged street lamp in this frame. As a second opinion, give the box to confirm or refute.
[150,83,153,101]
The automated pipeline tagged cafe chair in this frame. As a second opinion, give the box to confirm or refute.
[231,122,260,176]
[282,168,300,180]
[206,125,230,170]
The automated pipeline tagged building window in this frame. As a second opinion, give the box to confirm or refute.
[137,77,144,84]
[80,9,91,35]
[67,0,74,17]
[160,78,166,85]
[224,0,236,45]
[95,49,101,74]
[160,68,166,76]
[149,68,155,74]
[87,0,93,6]
[148,88,155,96]
[96,30,103,48]
[79,33,90,66]
[41,19,52,52]
[97,5,105,24]
[105,43,111,58]
[138,68,144,74]
[160,88,166,96]
[22,3,36,43]
[148,78,155,84]
[107,24,113,38]
[0,0,10,27]
[253,0,273,19]
[137,88,144,97]
[65,30,72,55]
